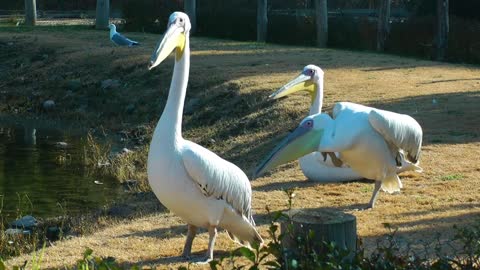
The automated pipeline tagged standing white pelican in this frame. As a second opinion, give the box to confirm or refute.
[255,65,423,208]
[109,24,139,47]
[147,12,262,263]
[269,65,422,183]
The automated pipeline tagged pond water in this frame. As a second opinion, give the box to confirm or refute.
[0,119,122,219]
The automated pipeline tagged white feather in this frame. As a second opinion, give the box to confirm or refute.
[368,109,423,163]
[182,142,253,221]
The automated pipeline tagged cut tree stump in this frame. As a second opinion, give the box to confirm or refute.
[281,208,357,257]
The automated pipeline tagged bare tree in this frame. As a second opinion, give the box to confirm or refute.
[435,0,449,61]
[184,0,196,33]
[257,0,267,42]
[315,0,328,47]
[376,0,391,51]
[96,0,110,29]
[24,0,36,26]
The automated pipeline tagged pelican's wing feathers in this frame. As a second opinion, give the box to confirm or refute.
[182,142,253,219]
[368,109,423,163]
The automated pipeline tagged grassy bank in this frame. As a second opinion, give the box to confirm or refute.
[1,23,480,268]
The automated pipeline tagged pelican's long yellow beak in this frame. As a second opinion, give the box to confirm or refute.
[148,23,186,70]
[269,74,316,103]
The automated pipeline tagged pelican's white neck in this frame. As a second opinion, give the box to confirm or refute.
[157,35,190,141]
[309,77,324,115]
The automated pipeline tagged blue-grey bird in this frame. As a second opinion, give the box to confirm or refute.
[109,24,139,47]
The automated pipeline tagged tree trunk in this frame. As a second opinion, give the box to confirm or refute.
[314,0,328,47]
[184,0,196,34]
[95,0,110,30]
[281,208,357,259]
[435,0,449,61]
[257,0,268,42]
[24,0,36,26]
[376,0,391,51]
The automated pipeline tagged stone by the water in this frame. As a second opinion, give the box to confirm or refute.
[5,228,23,236]
[46,226,61,240]
[10,215,38,230]
[43,100,55,111]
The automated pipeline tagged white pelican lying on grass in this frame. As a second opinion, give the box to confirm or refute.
[269,65,423,182]
[147,12,262,263]
[108,24,139,47]
[256,65,423,208]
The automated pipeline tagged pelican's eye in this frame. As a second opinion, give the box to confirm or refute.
[303,120,314,128]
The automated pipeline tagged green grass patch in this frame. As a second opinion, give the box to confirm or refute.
[440,174,464,181]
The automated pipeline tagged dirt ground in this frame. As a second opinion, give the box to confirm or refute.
[1,24,480,269]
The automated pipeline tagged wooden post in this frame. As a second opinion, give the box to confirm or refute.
[184,0,196,34]
[314,0,328,47]
[435,0,449,61]
[257,0,268,42]
[95,0,110,30]
[281,208,357,258]
[24,0,36,26]
[376,0,391,51]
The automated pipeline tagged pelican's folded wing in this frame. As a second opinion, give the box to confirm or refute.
[182,142,253,218]
[368,109,423,163]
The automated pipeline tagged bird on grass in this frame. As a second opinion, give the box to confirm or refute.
[108,24,139,47]
[255,65,423,209]
[267,65,424,183]
[147,12,263,263]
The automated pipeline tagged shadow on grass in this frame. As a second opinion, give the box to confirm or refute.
[117,224,186,240]
[418,78,480,84]
[121,250,234,268]
[253,178,319,192]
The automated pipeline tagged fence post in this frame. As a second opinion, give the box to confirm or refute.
[376,0,391,51]
[257,0,268,42]
[184,0,196,34]
[95,0,110,30]
[314,0,328,47]
[24,0,36,26]
[435,0,449,61]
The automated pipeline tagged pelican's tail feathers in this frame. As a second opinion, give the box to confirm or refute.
[381,174,402,194]
[221,208,263,249]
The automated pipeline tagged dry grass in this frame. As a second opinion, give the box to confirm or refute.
[1,24,480,269]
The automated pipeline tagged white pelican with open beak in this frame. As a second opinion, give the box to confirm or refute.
[147,12,262,263]
[256,65,423,208]
[268,65,423,183]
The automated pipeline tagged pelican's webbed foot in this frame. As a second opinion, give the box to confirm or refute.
[321,152,344,167]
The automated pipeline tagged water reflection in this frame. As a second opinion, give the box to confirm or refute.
[0,122,122,218]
